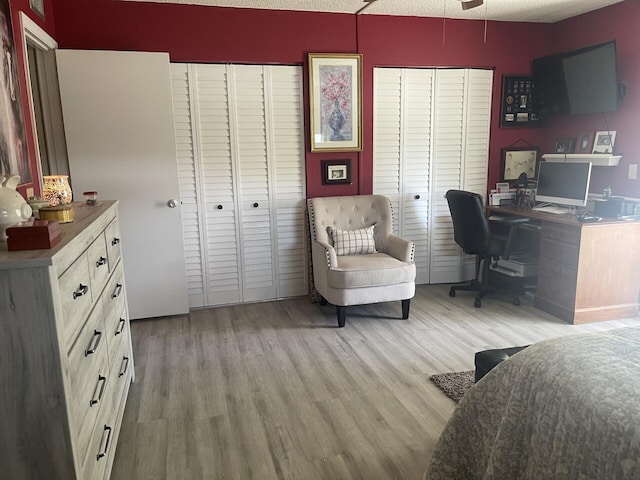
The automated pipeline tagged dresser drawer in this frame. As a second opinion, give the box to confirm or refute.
[82,405,114,480]
[105,218,122,273]
[60,252,94,351]
[71,341,110,466]
[87,233,110,299]
[107,303,128,370]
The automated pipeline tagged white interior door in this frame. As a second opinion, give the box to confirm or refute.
[56,49,189,319]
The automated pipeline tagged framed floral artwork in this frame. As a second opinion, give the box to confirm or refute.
[308,53,362,152]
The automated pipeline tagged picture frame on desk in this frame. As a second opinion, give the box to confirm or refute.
[577,132,593,154]
[592,131,616,154]
[501,146,540,182]
[554,138,576,154]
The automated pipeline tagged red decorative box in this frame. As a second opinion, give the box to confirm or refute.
[6,220,62,251]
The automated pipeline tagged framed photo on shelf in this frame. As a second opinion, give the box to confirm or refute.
[577,132,593,154]
[321,159,351,185]
[501,146,540,182]
[500,75,541,128]
[592,131,616,154]
[554,138,576,154]
[308,53,362,152]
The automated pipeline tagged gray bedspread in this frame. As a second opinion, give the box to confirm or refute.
[425,327,640,480]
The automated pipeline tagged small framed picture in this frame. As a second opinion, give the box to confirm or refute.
[577,132,592,154]
[554,138,576,154]
[592,131,616,154]
[500,147,540,182]
[321,159,351,185]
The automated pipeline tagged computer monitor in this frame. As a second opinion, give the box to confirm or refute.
[535,161,592,207]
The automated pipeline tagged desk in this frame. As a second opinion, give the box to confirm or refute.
[488,205,640,324]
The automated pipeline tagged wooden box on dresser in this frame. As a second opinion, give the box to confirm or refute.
[0,200,134,479]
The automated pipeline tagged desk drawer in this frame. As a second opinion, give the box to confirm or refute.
[537,261,578,308]
[539,237,580,267]
[541,221,581,245]
[60,252,93,352]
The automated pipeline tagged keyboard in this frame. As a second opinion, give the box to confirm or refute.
[531,205,570,215]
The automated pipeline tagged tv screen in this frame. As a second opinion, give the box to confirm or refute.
[532,40,618,116]
[562,41,618,115]
[535,161,593,208]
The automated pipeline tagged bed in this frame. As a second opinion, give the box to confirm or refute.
[425,327,640,479]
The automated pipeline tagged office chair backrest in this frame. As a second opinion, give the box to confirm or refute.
[445,189,491,255]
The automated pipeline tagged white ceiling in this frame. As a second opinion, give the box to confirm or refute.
[126,0,626,23]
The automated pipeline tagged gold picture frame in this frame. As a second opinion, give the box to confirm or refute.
[308,53,362,152]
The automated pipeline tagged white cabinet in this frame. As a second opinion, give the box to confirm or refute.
[171,63,307,308]
[0,201,133,479]
[373,68,493,284]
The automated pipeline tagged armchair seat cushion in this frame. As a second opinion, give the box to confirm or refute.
[328,253,416,289]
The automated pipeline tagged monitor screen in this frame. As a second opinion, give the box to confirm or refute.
[535,161,592,207]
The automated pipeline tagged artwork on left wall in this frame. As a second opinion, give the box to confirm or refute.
[0,0,30,184]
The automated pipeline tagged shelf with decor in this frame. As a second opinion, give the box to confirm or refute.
[541,153,621,166]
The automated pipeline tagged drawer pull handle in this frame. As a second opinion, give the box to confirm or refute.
[115,318,126,336]
[73,284,89,299]
[90,375,107,406]
[85,330,103,356]
[111,283,123,299]
[111,237,121,246]
[119,356,130,377]
[96,425,112,461]
[96,256,107,267]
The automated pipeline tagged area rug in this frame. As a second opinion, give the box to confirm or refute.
[429,370,475,403]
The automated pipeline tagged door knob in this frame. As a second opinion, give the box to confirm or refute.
[167,199,178,208]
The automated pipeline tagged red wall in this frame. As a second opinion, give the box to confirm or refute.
[12,0,638,199]
[542,1,640,198]
[51,0,553,198]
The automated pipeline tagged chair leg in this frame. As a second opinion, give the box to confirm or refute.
[402,299,410,319]
[336,306,346,328]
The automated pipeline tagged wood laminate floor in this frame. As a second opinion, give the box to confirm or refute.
[111,285,639,480]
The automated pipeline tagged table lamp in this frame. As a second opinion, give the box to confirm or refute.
[40,175,74,223]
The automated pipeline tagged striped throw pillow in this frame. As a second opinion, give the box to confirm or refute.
[328,225,377,256]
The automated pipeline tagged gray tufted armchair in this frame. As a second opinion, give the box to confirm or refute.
[307,195,416,327]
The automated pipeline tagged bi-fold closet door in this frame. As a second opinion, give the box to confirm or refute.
[171,63,308,308]
[373,67,493,285]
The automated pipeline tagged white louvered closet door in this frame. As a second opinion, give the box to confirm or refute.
[373,68,433,284]
[171,63,306,308]
[374,67,492,285]
[429,69,493,284]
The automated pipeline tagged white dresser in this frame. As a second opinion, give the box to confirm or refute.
[0,200,134,479]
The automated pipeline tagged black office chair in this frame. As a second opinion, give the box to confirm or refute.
[445,189,528,307]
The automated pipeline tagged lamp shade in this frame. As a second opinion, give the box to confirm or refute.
[42,175,73,206]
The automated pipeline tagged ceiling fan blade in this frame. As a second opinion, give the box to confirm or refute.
[461,0,483,10]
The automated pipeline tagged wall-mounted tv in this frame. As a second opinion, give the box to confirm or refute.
[532,40,619,116]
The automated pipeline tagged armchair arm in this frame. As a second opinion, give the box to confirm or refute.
[384,234,415,263]
[311,240,338,295]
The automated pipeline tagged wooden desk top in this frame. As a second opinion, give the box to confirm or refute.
[487,204,635,227]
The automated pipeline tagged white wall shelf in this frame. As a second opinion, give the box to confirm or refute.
[542,153,621,166]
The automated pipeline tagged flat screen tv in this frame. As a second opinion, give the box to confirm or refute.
[535,161,593,207]
[532,41,618,116]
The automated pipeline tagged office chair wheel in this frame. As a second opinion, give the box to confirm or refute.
[449,288,456,297]
[474,298,482,308]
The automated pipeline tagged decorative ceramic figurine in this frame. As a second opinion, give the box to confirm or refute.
[0,175,33,241]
